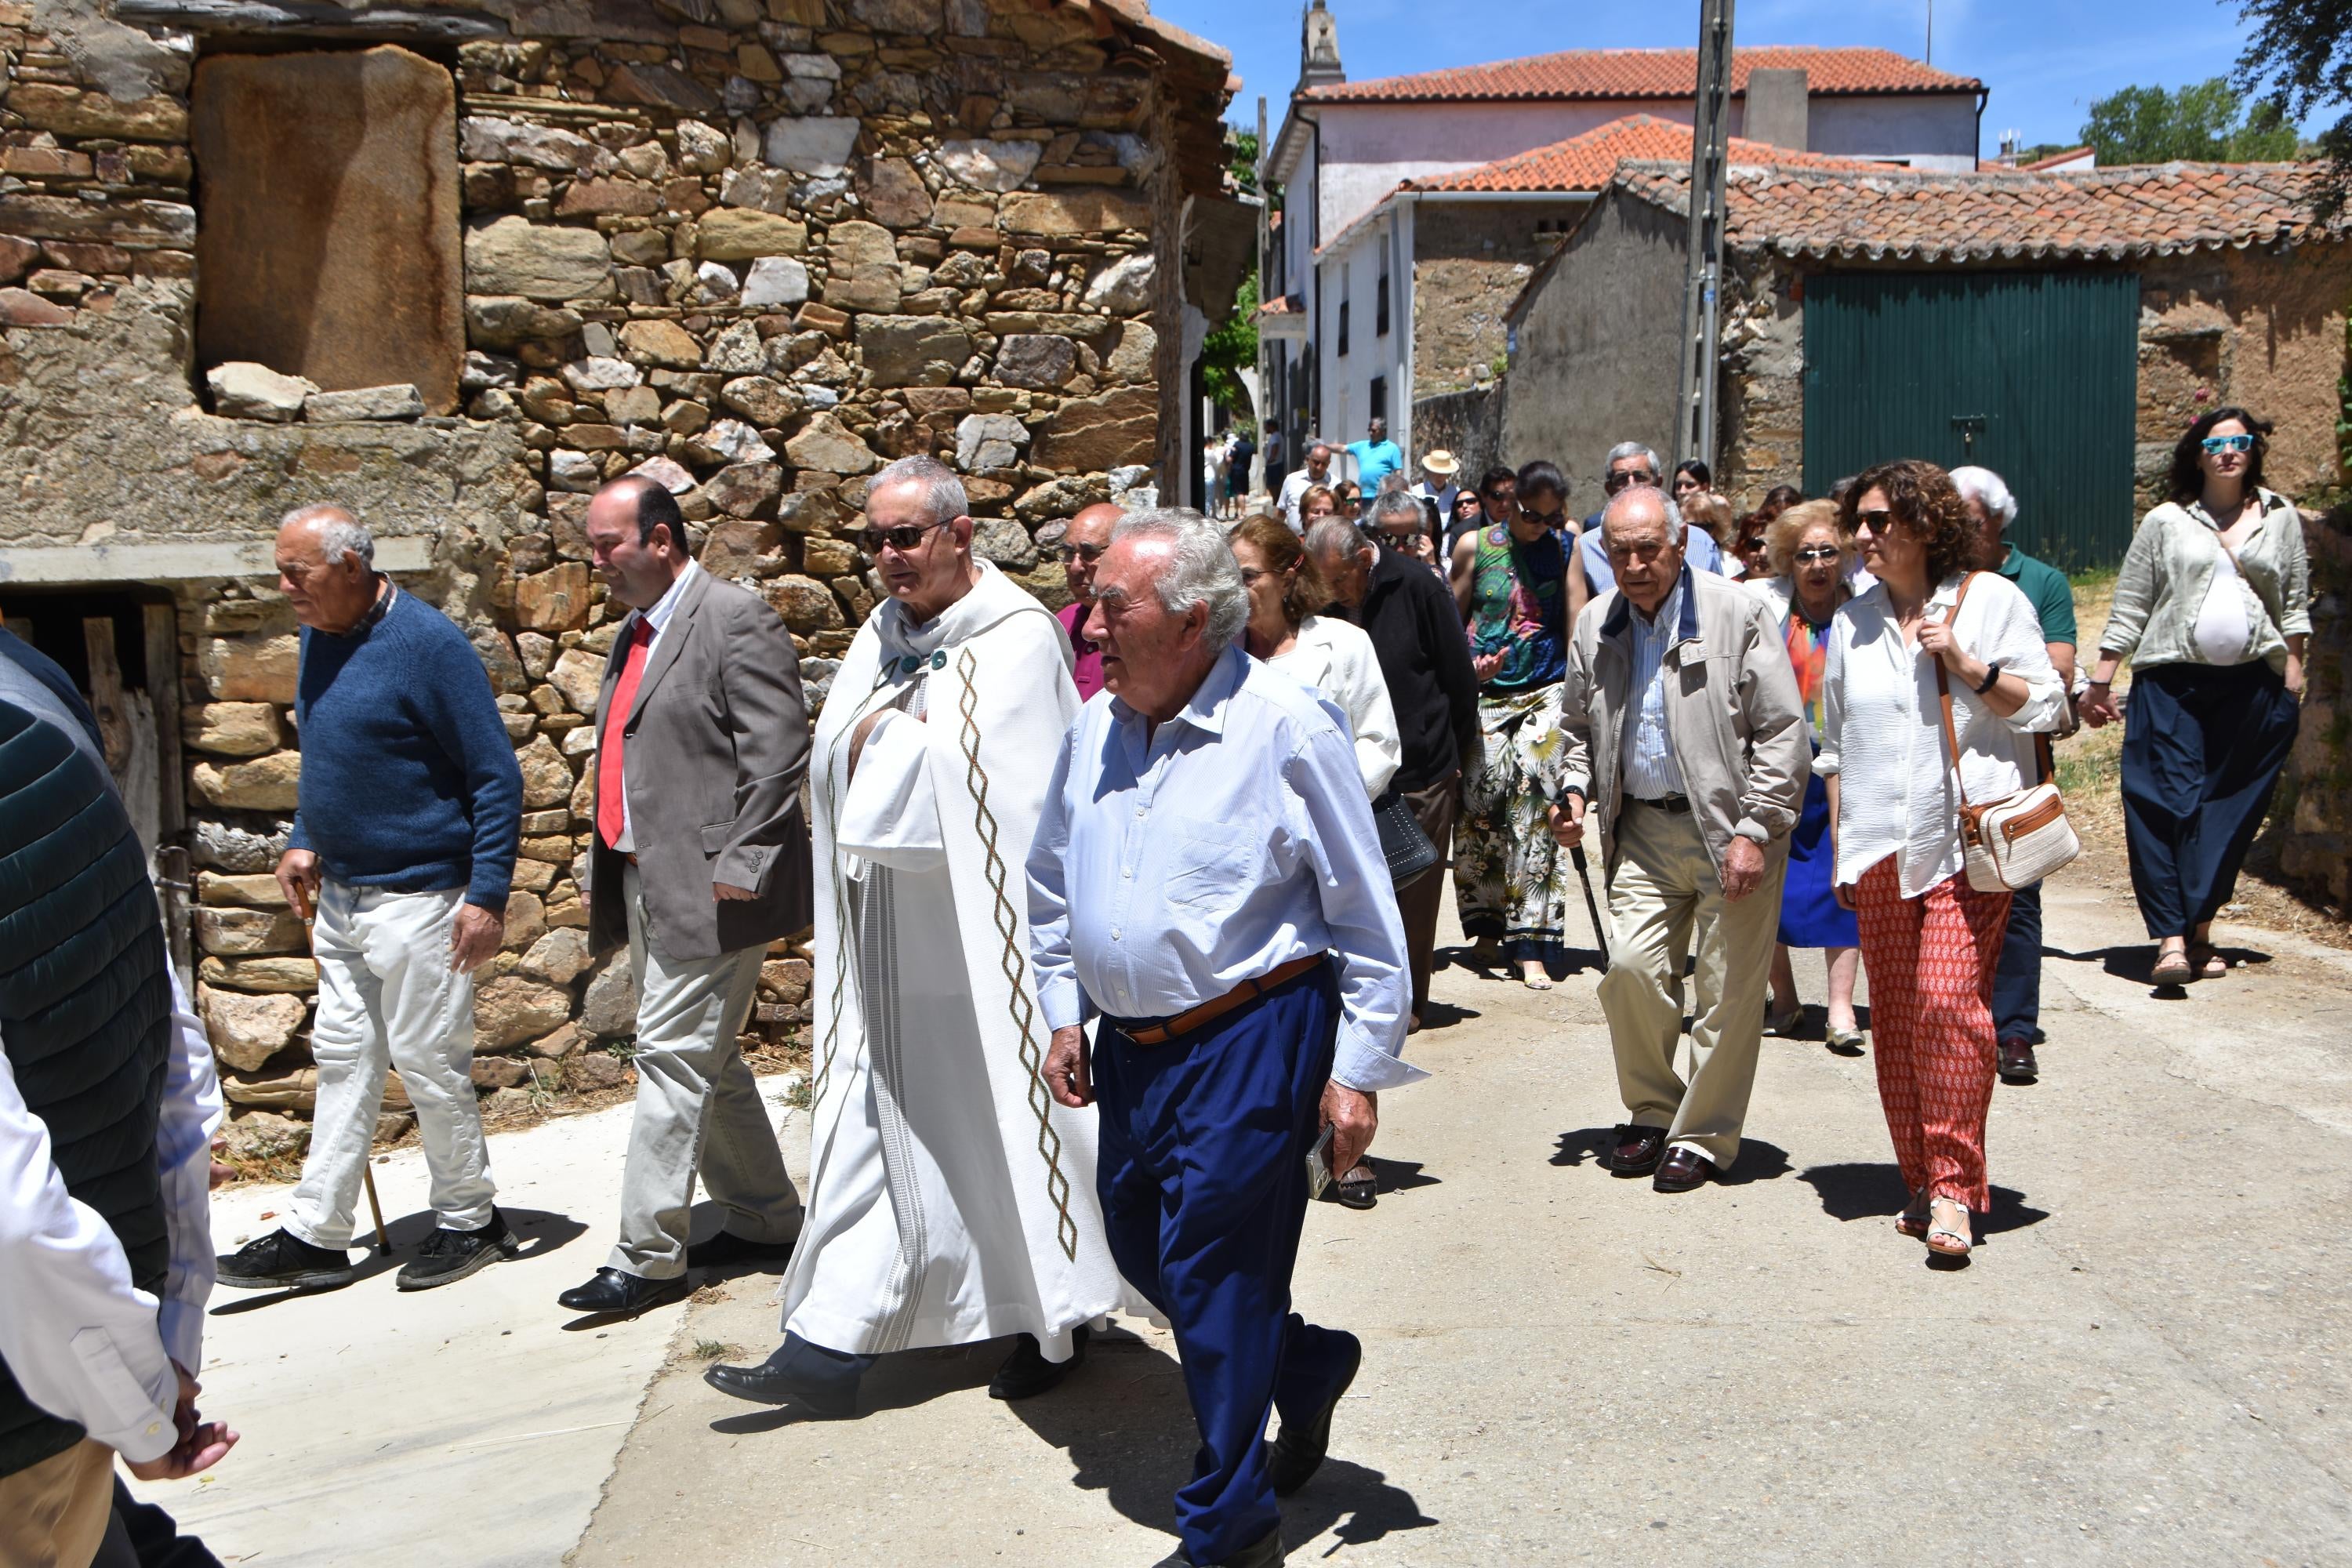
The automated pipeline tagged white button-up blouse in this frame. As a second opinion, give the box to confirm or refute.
[1818,572,2067,898]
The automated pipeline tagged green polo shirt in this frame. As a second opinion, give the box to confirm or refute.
[1999,543,2077,647]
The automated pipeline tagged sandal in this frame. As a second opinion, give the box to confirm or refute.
[2151,949,2194,986]
[1762,1003,1805,1038]
[1521,965,1554,991]
[2190,943,2230,980]
[1894,1189,1929,1240]
[1332,1163,1377,1210]
[1925,1196,1973,1258]
[1825,1025,1866,1055]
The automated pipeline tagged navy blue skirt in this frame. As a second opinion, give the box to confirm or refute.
[1779,771,1859,949]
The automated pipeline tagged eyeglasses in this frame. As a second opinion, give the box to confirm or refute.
[1052,540,1108,564]
[2201,433,2254,455]
[1794,544,1841,563]
[1603,470,1660,493]
[1854,508,1896,532]
[858,519,949,554]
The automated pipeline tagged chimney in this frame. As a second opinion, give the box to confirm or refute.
[1300,0,1345,93]
[1997,129,2021,167]
[1742,67,1809,151]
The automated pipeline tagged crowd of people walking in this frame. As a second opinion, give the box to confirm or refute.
[0,402,2314,1567]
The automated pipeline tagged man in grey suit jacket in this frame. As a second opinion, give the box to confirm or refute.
[557,477,815,1318]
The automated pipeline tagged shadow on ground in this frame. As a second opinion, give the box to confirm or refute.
[1549,1131,1790,1185]
[1798,1162,2050,1236]
[210,1206,586,1314]
[1009,1330,1438,1555]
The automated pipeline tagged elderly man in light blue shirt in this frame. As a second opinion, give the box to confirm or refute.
[1028,508,1417,1568]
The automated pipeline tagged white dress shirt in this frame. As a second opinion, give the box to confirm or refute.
[610,558,702,854]
[1621,579,1688,800]
[1819,573,2067,897]
[1027,643,1423,1093]
[1265,614,1401,801]
[1276,469,1319,533]
[0,969,222,1464]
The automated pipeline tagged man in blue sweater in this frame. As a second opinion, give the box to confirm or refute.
[217,506,526,1296]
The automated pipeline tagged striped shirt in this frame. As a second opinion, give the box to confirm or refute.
[1621,580,1686,800]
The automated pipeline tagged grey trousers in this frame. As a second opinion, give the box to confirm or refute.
[609,864,804,1280]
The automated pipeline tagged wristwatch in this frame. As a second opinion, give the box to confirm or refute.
[1973,661,2003,695]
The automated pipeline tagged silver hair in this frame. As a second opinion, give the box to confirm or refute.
[869,454,969,527]
[1605,440,1662,477]
[1110,506,1250,647]
[1305,516,1375,559]
[1365,488,1423,528]
[281,504,374,569]
[1949,465,2018,528]
[1600,485,1683,544]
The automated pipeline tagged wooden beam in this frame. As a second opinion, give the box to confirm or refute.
[82,616,132,780]
[143,603,185,839]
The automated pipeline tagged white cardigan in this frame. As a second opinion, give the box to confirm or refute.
[1820,572,2066,897]
[1266,613,1402,800]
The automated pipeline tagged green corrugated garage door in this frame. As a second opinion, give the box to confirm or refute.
[1801,270,2140,570]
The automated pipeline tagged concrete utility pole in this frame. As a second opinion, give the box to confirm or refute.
[1255,93,1269,498]
[1673,0,1733,473]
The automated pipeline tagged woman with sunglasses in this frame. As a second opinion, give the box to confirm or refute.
[1745,500,1864,1053]
[1447,488,1485,554]
[2081,408,2309,986]
[1824,461,2065,1259]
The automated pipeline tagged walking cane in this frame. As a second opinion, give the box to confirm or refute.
[360,1161,390,1254]
[1570,844,1610,965]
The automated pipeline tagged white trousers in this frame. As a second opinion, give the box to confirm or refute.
[609,864,803,1280]
[288,881,495,1248]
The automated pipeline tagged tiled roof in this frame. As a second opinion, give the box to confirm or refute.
[1402,114,1885,194]
[2019,145,2094,172]
[1303,46,1980,104]
[1609,159,2345,261]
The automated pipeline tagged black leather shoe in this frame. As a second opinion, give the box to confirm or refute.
[989,1326,1090,1401]
[557,1267,689,1317]
[216,1227,356,1292]
[1609,1123,1668,1176]
[1268,1332,1361,1497]
[686,1230,797,1271]
[1998,1040,2039,1083]
[705,1333,873,1418]
[1149,1529,1283,1567]
[1653,1146,1719,1192]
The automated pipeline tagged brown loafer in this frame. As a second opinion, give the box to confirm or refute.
[1610,1123,1668,1176]
[1652,1146,1719,1192]
[1998,1040,2038,1083]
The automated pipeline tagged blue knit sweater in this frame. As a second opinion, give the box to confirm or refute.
[287,589,524,909]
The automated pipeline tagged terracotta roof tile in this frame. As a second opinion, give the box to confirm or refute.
[1304,45,1979,104]
[1608,160,2343,262]
[1403,114,1884,193]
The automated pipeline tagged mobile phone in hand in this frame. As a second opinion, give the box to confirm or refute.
[1305,1123,1335,1200]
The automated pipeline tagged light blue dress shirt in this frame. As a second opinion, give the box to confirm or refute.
[1025,643,1424,1094]
[1581,516,1723,595]
[1621,579,1688,800]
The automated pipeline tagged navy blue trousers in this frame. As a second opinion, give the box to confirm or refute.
[1991,880,2044,1047]
[2120,662,2299,940]
[1096,964,1356,1565]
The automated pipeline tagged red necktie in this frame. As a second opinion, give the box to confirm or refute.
[597,619,653,849]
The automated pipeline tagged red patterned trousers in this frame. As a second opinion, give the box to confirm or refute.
[1852,859,2012,1212]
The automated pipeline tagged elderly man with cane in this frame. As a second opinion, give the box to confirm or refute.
[218,506,525,1295]
[1548,488,1808,1192]
[1029,508,1421,1568]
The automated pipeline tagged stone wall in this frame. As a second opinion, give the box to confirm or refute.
[1408,198,1574,399]
[0,0,1225,1122]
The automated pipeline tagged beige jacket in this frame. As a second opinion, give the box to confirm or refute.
[1552,568,1811,879]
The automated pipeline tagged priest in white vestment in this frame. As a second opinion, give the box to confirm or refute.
[706,456,1132,1418]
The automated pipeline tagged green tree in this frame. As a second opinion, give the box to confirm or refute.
[2235,0,2352,213]
[1228,128,1261,196]
[1202,275,1258,422]
[2081,76,2302,164]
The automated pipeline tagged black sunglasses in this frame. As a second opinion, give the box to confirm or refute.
[1603,470,1660,493]
[858,518,949,554]
[1854,508,1896,532]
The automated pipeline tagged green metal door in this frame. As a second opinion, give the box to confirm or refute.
[1801,270,2140,570]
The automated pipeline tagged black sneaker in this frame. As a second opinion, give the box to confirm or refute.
[216,1227,357,1292]
[396,1207,521,1292]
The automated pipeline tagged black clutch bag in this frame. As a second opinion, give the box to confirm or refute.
[1371,787,1439,884]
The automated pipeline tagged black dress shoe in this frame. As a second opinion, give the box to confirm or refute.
[1653,1146,1719,1192]
[1268,1332,1361,1496]
[1609,1123,1668,1176]
[1148,1529,1283,1568]
[557,1267,689,1317]
[989,1326,1090,1401]
[705,1332,873,1418]
[686,1229,797,1270]
[1998,1040,2039,1083]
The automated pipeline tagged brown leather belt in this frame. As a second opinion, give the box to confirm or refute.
[1116,954,1326,1047]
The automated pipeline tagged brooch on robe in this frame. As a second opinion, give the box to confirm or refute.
[895,651,948,674]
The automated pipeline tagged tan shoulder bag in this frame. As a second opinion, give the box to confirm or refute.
[1933,573,2082,893]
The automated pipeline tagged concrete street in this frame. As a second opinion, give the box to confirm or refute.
[142,873,2352,1566]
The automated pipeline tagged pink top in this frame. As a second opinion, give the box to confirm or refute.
[1056,601,1105,701]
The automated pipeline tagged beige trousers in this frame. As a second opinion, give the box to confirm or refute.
[0,1439,114,1568]
[1598,800,1784,1170]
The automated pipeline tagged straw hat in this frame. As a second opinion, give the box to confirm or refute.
[1421,449,1460,477]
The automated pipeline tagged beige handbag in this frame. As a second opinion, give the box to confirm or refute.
[1933,575,2082,894]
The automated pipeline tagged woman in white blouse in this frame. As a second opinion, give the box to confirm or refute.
[2079,408,2308,986]
[1820,460,2064,1261]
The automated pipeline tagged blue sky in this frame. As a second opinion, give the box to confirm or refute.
[1153,0,2301,155]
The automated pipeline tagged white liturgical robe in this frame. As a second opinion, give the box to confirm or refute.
[779,561,1131,1359]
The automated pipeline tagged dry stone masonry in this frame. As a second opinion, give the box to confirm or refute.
[0,0,1234,1128]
